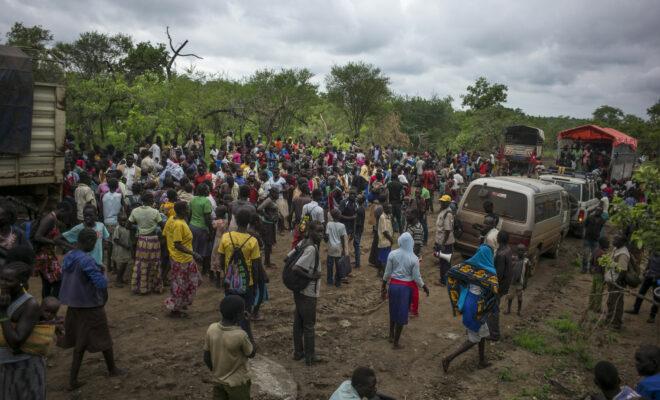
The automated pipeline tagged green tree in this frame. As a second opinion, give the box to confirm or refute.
[243,68,318,144]
[4,22,63,82]
[461,77,508,110]
[55,31,133,77]
[592,105,625,127]
[123,42,169,80]
[393,95,455,150]
[326,61,391,138]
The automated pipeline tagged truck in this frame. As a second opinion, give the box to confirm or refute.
[502,125,544,174]
[556,124,637,182]
[0,45,65,213]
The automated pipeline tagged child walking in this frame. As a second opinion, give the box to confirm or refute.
[111,214,132,287]
[505,244,528,316]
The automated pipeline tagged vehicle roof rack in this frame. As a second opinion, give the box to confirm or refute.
[546,166,594,180]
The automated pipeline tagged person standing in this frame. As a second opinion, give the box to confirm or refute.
[128,192,163,294]
[387,173,404,233]
[376,204,394,277]
[73,172,96,223]
[189,184,214,276]
[604,235,629,330]
[101,178,123,272]
[589,237,610,314]
[59,228,124,390]
[489,231,512,341]
[352,195,366,269]
[291,220,323,366]
[435,195,455,286]
[381,232,429,349]
[626,251,660,323]
[0,261,45,399]
[325,209,347,288]
[33,202,73,299]
[582,207,605,273]
[163,201,203,318]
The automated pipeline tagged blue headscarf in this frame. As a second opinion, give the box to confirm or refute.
[464,244,496,275]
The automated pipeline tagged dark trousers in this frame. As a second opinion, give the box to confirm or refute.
[438,243,453,284]
[633,276,659,317]
[293,292,317,359]
[327,256,341,286]
[487,296,501,340]
[582,239,598,272]
[420,215,428,244]
[606,283,624,329]
[40,276,61,299]
[391,203,402,233]
[353,232,362,268]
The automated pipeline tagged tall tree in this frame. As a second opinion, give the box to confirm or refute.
[592,105,625,127]
[244,68,318,144]
[4,22,63,82]
[123,42,169,80]
[394,95,455,150]
[461,77,508,110]
[325,61,391,138]
[54,32,132,77]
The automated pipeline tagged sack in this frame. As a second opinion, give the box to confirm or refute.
[297,205,318,236]
[623,253,641,288]
[282,243,318,292]
[0,324,56,357]
[223,233,252,295]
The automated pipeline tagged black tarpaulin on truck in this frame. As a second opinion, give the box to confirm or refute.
[0,45,33,154]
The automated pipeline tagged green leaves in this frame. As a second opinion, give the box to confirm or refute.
[460,77,508,110]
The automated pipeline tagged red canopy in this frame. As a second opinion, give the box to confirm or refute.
[558,124,637,151]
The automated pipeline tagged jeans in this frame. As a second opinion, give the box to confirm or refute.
[438,243,453,284]
[633,276,659,317]
[391,203,402,233]
[293,292,317,360]
[606,283,624,329]
[582,239,598,272]
[327,256,341,287]
[419,215,428,245]
[353,232,362,268]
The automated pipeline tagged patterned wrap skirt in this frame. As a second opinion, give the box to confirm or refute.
[164,259,202,312]
[131,235,162,294]
[0,356,45,400]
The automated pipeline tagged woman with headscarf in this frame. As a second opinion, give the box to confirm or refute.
[441,243,499,372]
[381,232,429,349]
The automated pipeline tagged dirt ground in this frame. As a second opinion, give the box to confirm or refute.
[36,206,659,400]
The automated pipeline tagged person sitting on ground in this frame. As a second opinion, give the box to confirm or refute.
[635,344,660,399]
[590,360,640,400]
[329,366,396,400]
[203,295,256,400]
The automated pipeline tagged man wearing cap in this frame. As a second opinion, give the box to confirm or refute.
[435,195,455,285]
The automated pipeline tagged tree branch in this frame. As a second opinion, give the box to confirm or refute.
[165,26,203,80]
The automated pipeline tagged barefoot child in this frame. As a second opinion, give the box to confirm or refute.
[111,215,132,288]
[210,205,229,288]
[59,228,124,390]
[204,295,256,399]
[505,244,528,316]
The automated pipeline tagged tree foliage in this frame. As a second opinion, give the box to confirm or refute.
[326,61,391,138]
[4,22,63,82]
[393,95,455,150]
[461,77,508,110]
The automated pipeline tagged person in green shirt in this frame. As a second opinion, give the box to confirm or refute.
[128,192,163,294]
[190,183,213,275]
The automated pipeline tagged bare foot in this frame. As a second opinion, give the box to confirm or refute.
[478,361,492,369]
[108,367,127,377]
[441,358,450,373]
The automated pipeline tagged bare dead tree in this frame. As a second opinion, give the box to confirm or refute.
[165,26,203,80]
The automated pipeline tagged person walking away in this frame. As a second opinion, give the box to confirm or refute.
[101,178,123,272]
[352,194,366,269]
[217,208,261,341]
[325,209,348,288]
[435,195,455,286]
[210,206,229,288]
[405,211,424,317]
[589,237,610,314]
[73,172,96,223]
[203,295,256,400]
[489,231,512,341]
[59,228,124,390]
[505,244,529,316]
[291,221,324,366]
[626,251,660,323]
[129,192,163,294]
[163,201,203,318]
[604,235,629,330]
[257,188,279,269]
[582,206,605,273]
[189,184,214,276]
[387,173,404,233]
[381,232,429,349]
[413,182,429,245]
[376,204,394,278]
[442,244,499,372]
[0,261,46,400]
[33,202,73,298]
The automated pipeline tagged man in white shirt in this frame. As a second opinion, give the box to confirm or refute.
[209,144,219,160]
[325,209,347,287]
[119,154,140,195]
[149,140,161,163]
[452,170,464,191]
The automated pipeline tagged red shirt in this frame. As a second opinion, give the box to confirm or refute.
[422,170,436,190]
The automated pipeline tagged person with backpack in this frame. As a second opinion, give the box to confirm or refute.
[435,195,455,286]
[217,207,261,341]
[294,189,324,249]
[288,220,324,366]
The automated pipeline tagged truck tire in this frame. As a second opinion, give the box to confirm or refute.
[548,237,562,259]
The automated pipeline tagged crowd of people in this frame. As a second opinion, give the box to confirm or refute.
[0,131,657,399]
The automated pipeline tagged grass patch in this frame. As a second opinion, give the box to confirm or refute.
[547,316,579,334]
[519,384,552,400]
[513,330,549,355]
[499,366,514,382]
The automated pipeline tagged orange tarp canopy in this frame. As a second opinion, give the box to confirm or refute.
[558,124,637,151]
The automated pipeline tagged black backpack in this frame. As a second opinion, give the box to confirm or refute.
[282,243,318,292]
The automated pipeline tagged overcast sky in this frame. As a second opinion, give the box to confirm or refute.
[3,0,660,118]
